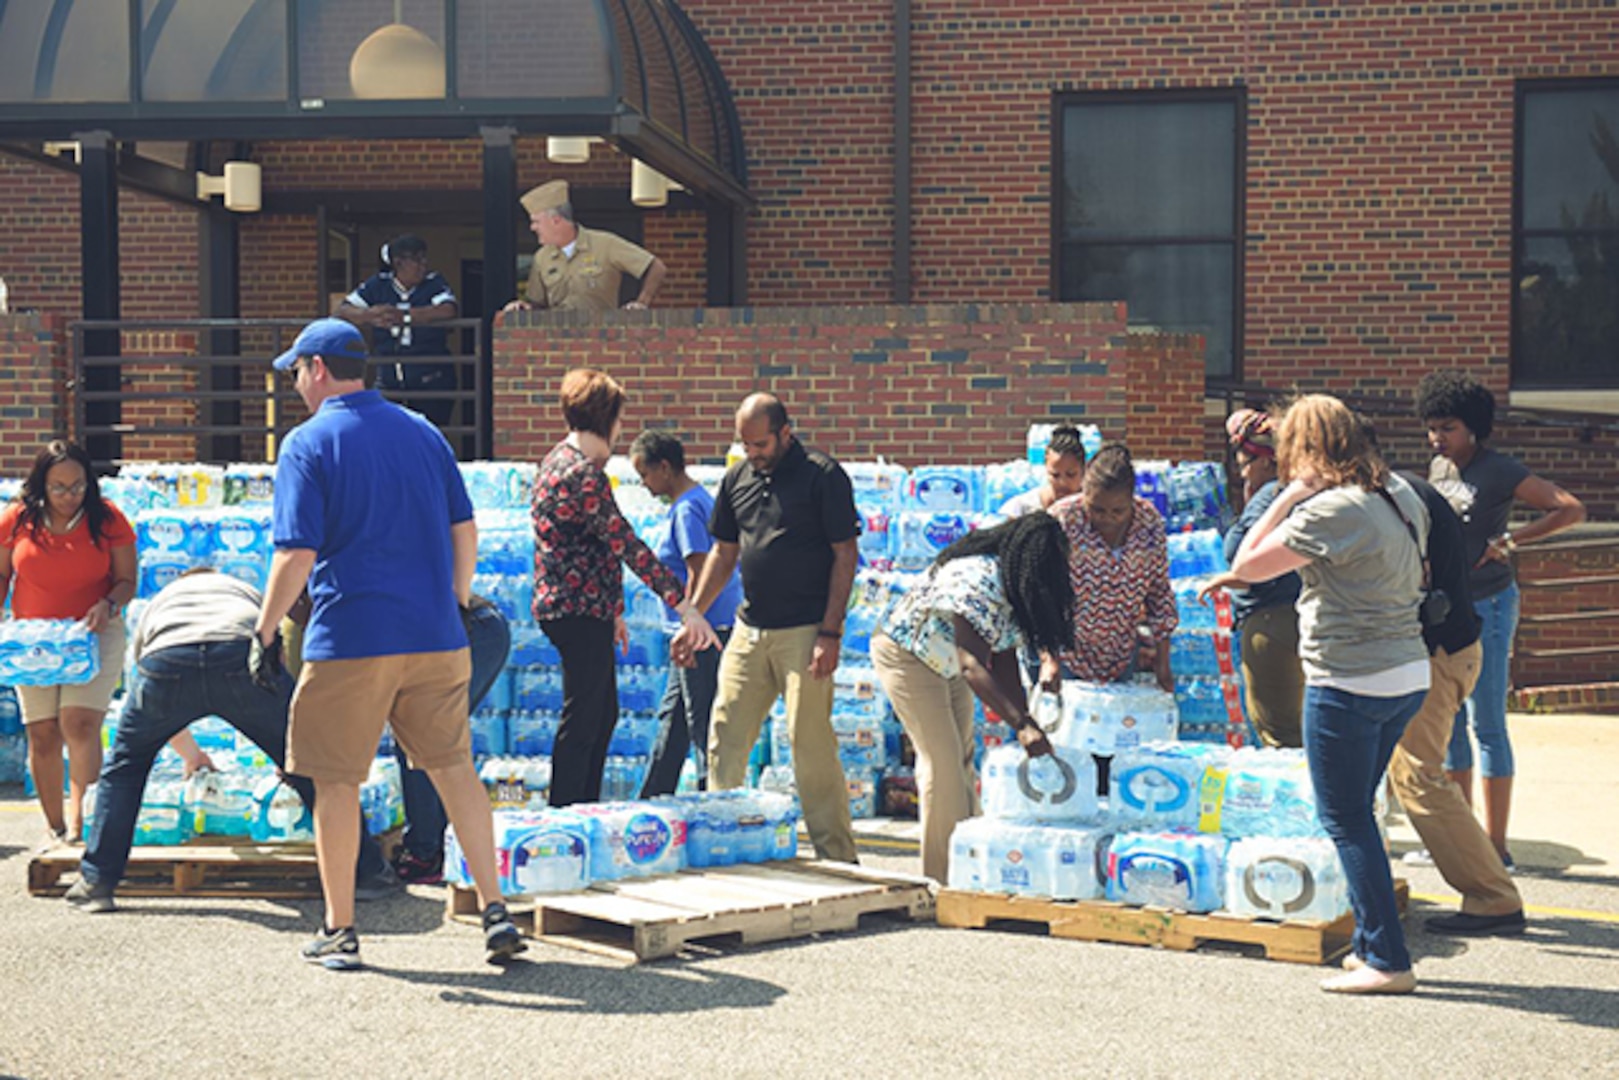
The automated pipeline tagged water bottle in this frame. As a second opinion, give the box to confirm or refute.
[1225,837,1350,922]
[1106,830,1228,913]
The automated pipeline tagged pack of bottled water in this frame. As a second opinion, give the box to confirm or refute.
[1166,462,1230,533]
[513,667,562,712]
[601,755,652,802]
[361,757,404,836]
[120,463,226,510]
[472,572,532,625]
[250,776,314,843]
[609,714,661,758]
[0,731,30,784]
[980,743,1101,823]
[1170,628,1239,679]
[474,509,535,575]
[892,511,981,571]
[569,800,687,881]
[845,766,878,819]
[477,756,553,809]
[1166,530,1228,581]
[124,776,191,845]
[183,767,259,838]
[617,666,663,712]
[948,817,1110,900]
[757,763,797,796]
[1045,680,1179,756]
[664,790,800,868]
[508,625,557,667]
[0,686,22,736]
[1224,837,1351,923]
[832,713,887,770]
[469,708,509,758]
[984,460,1040,511]
[1215,748,1325,839]
[971,711,1016,771]
[1174,676,1256,746]
[904,466,984,514]
[460,461,537,511]
[857,506,896,569]
[507,710,559,757]
[446,809,591,896]
[846,460,907,509]
[1133,460,1171,517]
[0,620,100,686]
[1109,741,1231,831]
[1106,830,1229,913]
[1024,423,1103,465]
[222,463,276,507]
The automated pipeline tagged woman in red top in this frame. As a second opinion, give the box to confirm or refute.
[531,369,714,806]
[0,441,138,846]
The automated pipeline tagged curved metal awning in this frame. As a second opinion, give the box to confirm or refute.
[0,0,748,202]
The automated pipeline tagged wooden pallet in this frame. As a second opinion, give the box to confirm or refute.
[28,830,400,900]
[935,880,1410,966]
[446,858,936,963]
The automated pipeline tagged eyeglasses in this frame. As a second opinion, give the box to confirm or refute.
[284,357,310,384]
[47,482,87,497]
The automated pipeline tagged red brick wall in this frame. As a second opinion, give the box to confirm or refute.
[491,302,1199,465]
[0,314,70,475]
[1514,543,1619,687]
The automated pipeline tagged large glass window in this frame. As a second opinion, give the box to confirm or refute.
[1055,92,1243,378]
[1515,82,1619,389]
[0,0,130,104]
[140,0,286,103]
[456,0,612,100]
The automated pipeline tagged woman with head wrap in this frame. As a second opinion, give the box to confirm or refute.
[1199,409,1305,747]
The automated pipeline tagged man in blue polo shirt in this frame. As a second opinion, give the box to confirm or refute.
[252,317,521,970]
[336,234,459,425]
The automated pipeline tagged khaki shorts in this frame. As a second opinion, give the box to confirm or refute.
[287,647,472,784]
[17,621,126,723]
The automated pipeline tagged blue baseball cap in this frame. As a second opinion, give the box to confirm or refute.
[272,318,368,371]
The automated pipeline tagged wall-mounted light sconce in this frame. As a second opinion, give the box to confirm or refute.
[43,141,82,163]
[196,162,262,213]
[546,137,598,164]
[632,159,682,208]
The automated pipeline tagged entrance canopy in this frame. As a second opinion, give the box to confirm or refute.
[0,0,747,201]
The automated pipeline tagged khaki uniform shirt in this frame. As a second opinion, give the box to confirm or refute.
[523,226,656,312]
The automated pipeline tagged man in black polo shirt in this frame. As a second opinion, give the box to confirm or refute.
[336,233,459,425]
[677,393,860,863]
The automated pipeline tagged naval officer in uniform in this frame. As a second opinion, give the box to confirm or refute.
[502,180,667,314]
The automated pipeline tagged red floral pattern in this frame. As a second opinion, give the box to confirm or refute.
[531,441,684,621]
[1048,494,1178,682]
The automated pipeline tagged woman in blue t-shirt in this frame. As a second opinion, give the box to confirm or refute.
[869,514,1075,882]
[1417,370,1585,867]
[629,430,744,797]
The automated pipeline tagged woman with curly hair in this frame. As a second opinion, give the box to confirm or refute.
[0,440,137,847]
[871,514,1075,881]
[1415,370,1584,868]
[1232,394,1429,993]
[998,425,1088,517]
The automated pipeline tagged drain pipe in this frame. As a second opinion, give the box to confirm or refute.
[893,0,913,304]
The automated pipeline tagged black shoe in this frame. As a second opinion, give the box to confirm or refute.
[482,901,527,963]
[1424,909,1527,936]
[64,877,116,914]
[354,862,402,902]
[301,925,362,970]
[392,849,445,886]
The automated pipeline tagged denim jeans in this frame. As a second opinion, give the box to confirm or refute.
[1446,580,1519,777]
[641,627,729,798]
[1303,683,1427,973]
[394,601,512,860]
[81,639,386,888]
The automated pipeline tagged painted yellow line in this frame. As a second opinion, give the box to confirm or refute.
[1411,890,1619,925]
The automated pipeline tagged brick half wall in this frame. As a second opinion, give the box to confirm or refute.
[492,302,1203,466]
[0,314,69,475]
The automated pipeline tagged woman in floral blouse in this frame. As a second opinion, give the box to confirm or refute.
[532,369,714,806]
[870,513,1075,881]
[1048,443,1178,691]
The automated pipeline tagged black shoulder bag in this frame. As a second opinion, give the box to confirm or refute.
[1376,487,1450,629]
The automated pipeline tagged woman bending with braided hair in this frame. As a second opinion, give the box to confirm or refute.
[871,513,1075,881]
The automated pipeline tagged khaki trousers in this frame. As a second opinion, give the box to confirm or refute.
[1239,603,1305,749]
[708,622,857,863]
[1389,642,1522,915]
[871,633,978,882]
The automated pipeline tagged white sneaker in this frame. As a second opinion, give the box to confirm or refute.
[1402,848,1436,867]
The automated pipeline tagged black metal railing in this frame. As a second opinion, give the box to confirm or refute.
[70,317,486,465]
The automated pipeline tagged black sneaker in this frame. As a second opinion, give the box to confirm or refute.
[482,902,527,963]
[64,877,116,914]
[392,849,445,886]
[301,925,362,970]
[354,862,403,902]
[1424,909,1527,937]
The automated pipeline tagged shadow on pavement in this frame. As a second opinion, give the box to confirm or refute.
[1417,916,1619,1030]
[367,957,787,1015]
[104,889,448,936]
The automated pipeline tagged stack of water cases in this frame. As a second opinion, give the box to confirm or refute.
[1167,527,1260,748]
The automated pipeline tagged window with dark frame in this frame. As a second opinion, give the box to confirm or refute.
[1053,90,1243,380]
[1515,81,1619,390]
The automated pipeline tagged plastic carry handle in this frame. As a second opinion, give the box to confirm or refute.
[1242,855,1316,914]
[1115,853,1193,900]
[1016,753,1078,806]
[1122,767,1191,813]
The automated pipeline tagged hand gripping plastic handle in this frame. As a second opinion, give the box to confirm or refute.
[1016,753,1078,806]
[1242,855,1316,915]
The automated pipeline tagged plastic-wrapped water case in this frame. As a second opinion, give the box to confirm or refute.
[1224,836,1351,923]
[1105,830,1229,913]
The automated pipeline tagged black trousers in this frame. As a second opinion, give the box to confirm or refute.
[543,615,618,807]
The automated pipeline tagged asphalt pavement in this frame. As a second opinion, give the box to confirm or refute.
[0,712,1615,1079]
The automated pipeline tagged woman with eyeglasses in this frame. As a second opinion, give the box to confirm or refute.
[0,440,137,848]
